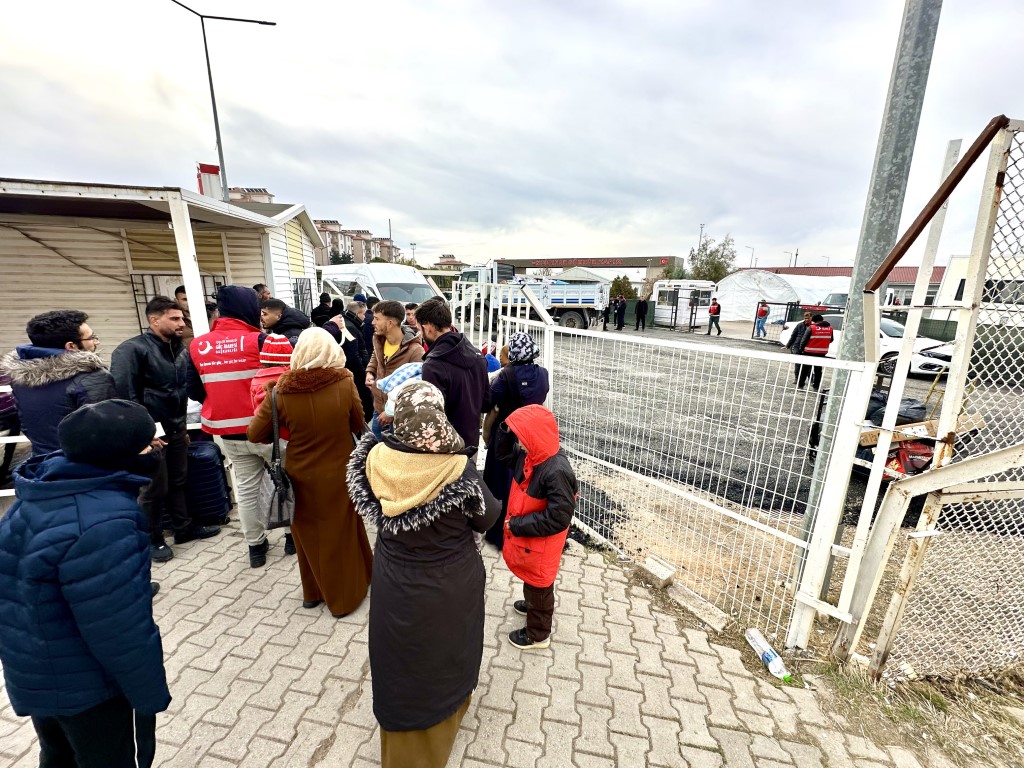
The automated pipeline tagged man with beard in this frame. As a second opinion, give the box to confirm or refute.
[112,296,221,562]
[0,310,117,459]
[415,298,489,448]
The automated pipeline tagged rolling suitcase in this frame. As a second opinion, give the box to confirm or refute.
[185,440,232,526]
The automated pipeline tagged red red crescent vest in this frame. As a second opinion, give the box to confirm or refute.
[803,323,833,356]
[502,408,570,588]
[190,318,263,435]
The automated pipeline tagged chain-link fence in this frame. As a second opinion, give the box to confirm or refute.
[749,301,793,343]
[883,122,1024,679]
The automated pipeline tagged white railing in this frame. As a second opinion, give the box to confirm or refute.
[0,422,208,499]
[500,314,877,646]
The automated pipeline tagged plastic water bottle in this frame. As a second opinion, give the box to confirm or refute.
[745,628,792,683]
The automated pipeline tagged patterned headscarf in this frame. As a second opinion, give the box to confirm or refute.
[392,381,465,454]
[507,332,540,364]
[290,327,347,371]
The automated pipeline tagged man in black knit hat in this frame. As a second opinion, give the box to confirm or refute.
[0,399,171,768]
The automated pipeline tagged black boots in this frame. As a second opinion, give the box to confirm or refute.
[284,533,296,556]
[249,539,269,568]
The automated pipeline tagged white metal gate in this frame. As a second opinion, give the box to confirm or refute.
[498,314,877,647]
[834,117,1024,679]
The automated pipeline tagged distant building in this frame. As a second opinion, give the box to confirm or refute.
[228,187,275,204]
[436,254,469,269]
[373,237,401,263]
[346,231,379,263]
[313,220,353,266]
[554,267,611,284]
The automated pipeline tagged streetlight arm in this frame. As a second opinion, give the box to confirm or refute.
[168,0,201,16]
[168,0,275,24]
[202,14,276,25]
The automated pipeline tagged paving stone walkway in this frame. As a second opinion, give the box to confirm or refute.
[1,523,947,767]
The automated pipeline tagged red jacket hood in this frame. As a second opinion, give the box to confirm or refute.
[505,405,560,470]
[253,366,288,383]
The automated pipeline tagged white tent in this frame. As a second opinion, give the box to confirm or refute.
[715,270,851,321]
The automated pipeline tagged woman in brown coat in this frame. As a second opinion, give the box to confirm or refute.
[248,327,371,617]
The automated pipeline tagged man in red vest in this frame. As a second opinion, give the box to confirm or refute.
[797,313,834,390]
[496,405,578,651]
[186,286,274,568]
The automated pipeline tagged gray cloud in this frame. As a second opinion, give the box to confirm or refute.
[1,0,1020,265]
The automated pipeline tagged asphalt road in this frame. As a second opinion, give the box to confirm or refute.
[546,321,955,534]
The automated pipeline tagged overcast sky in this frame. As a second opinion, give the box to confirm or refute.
[1,1,1018,267]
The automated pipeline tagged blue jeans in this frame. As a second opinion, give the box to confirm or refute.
[371,413,393,440]
[754,317,767,337]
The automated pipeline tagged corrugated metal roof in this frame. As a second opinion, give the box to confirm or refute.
[737,266,945,284]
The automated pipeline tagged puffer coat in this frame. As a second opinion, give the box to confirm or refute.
[0,346,117,457]
[0,455,171,717]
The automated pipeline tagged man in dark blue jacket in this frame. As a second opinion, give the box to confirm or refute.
[112,296,220,562]
[0,310,117,457]
[0,399,171,768]
[416,298,490,448]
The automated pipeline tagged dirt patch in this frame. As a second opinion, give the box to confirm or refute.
[811,664,1024,768]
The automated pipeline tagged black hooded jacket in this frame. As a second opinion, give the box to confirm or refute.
[421,332,489,448]
[268,307,311,345]
[310,301,333,327]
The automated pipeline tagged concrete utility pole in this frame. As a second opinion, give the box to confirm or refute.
[798,0,943,597]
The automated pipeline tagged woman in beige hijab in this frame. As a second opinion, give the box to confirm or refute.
[347,381,500,768]
[248,328,371,617]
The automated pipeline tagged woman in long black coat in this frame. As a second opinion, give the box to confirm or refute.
[482,332,550,548]
[347,381,499,768]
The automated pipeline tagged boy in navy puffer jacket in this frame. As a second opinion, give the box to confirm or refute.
[0,399,171,768]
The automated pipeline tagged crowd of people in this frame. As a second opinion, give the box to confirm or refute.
[0,284,577,768]
[602,294,650,332]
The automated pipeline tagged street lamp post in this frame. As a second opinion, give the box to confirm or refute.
[784,251,793,267]
[744,245,755,268]
[410,243,417,264]
[170,0,275,203]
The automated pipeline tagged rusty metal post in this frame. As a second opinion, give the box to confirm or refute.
[794,0,944,608]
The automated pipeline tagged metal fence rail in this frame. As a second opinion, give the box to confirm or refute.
[501,316,875,644]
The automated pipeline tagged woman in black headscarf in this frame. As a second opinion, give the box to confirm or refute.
[481,332,550,548]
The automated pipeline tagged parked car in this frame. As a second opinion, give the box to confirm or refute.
[778,314,951,376]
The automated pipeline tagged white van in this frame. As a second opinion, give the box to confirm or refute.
[317,264,442,305]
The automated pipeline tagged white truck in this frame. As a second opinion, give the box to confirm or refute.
[317,264,443,305]
[455,263,607,328]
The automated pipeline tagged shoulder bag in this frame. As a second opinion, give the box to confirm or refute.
[264,388,295,529]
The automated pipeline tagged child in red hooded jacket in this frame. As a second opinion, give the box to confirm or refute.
[496,404,578,650]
